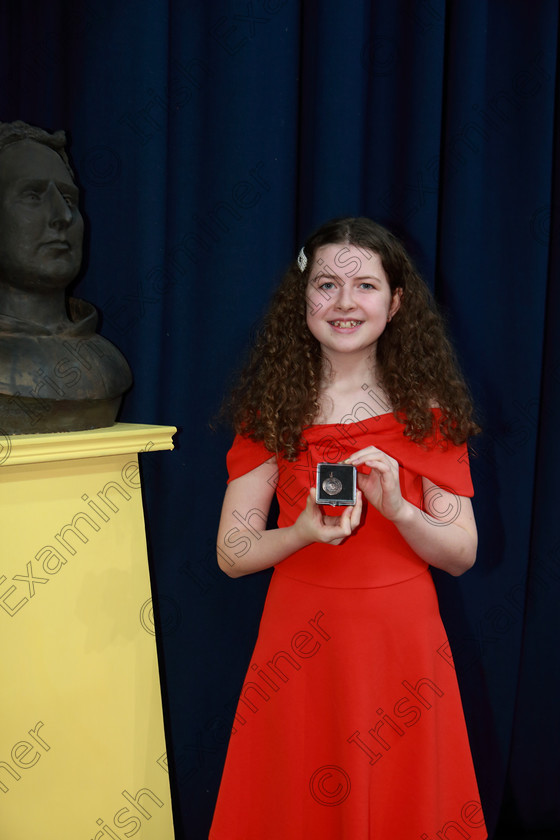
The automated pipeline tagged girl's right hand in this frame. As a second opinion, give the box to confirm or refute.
[293,488,363,546]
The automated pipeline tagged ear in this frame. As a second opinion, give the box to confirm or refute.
[388,287,403,320]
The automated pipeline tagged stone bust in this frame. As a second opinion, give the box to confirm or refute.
[0,121,132,434]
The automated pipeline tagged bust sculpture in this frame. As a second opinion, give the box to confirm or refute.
[0,121,132,434]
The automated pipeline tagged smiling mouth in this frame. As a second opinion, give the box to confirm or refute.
[329,320,362,328]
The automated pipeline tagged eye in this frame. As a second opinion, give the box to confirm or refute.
[358,282,375,290]
[21,189,42,202]
[318,281,336,291]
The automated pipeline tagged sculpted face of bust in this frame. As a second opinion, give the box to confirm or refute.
[0,139,84,292]
[0,124,132,433]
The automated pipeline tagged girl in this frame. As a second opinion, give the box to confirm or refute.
[210,218,486,839]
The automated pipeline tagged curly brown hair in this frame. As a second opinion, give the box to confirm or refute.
[227,217,479,459]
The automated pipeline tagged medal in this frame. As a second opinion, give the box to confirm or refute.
[322,472,342,496]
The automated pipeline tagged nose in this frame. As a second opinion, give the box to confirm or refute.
[46,183,74,230]
[335,281,356,311]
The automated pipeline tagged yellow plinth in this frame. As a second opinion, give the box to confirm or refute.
[0,423,176,840]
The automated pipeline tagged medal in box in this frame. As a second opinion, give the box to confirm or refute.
[316,463,357,506]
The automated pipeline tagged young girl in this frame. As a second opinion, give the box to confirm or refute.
[209,218,486,840]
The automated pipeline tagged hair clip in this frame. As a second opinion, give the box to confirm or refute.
[297,247,307,273]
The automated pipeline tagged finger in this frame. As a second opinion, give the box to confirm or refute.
[347,446,396,466]
[357,471,381,489]
[344,445,381,460]
[350,490,363,527]
[321,522,350,542]
[307,487,320,509]
[338,495,361,534]
[362,462,400,485]
[344,453,374,466]
[360,453,395,468]
[331,508,351,534]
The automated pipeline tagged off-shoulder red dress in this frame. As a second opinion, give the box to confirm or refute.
[209,412,486,840]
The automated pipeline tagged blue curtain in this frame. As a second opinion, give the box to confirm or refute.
[2,1,559,837]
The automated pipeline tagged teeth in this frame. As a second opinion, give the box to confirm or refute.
[330,320,361,328]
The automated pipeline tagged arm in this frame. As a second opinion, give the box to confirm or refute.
[344,447,477,577]
[217,456,363,578]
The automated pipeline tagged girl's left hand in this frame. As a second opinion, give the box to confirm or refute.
[344,446,404,522]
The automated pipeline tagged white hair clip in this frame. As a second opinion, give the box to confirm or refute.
[297,247,308,272]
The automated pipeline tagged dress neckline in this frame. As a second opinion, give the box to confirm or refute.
[306,406,442,428]
[303,407,442,438]
[304,410,396,430]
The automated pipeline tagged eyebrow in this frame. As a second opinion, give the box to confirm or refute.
[313,272,383,282]
[15,178,79,195]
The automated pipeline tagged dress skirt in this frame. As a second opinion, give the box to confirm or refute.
[209,567,486,840]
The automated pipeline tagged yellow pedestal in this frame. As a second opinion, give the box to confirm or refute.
[0,423,176,840]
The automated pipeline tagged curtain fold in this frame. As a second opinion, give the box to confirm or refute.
[500,11,560,831]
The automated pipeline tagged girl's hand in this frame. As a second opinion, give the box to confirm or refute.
[344,446,405,522]
[341,450,478,577]
[293,488,363,546]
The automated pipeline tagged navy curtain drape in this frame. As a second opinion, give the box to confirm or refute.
[1,2,559,837]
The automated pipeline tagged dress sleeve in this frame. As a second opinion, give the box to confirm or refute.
[226,434,276,482]
[392,409,473,497]
[419,441,474,496]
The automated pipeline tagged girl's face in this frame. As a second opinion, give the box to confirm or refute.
[305,243,401,363]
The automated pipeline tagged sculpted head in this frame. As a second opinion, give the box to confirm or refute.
[0,121,84,293]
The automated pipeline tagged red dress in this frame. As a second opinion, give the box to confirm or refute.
[210,412,486,840]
